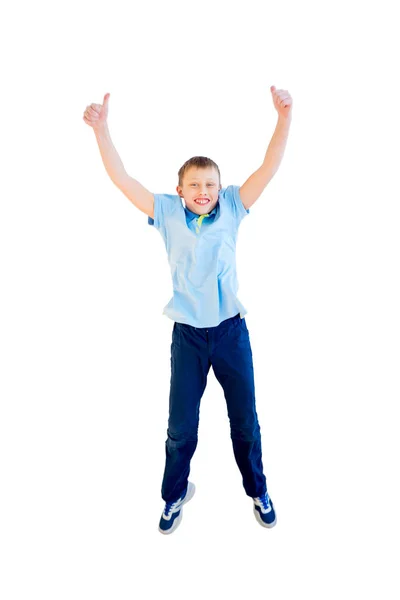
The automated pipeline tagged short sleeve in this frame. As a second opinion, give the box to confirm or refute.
[147,193,183,245]
[222,185,250,226]
[147,193,179,230]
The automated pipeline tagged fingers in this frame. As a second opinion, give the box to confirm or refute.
[83,110,99,128]
[271,87,291,107]
[277,95,291,104]
[83,96,108,121]
[272,88,289,96]
[83,105,100,122]
[87,104,101,115]
[83,91,110,128]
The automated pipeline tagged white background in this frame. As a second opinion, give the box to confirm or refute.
[1,0,399,598]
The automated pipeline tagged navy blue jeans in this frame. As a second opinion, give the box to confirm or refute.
[161,312,268,503]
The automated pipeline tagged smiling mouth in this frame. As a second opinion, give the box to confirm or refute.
[194,199,210,205]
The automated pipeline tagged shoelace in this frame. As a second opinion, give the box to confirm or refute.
[164,498,180,517]
[255,493,270,510]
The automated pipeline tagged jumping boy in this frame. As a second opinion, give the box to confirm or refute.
[83,85,293,534]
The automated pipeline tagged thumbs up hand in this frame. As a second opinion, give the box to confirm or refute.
[270,86,293,120]
[83,93,111,129]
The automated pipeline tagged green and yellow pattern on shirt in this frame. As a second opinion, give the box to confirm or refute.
[195,213,211,234]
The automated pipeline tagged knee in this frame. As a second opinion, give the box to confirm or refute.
[166,428,198,446]
[230,422,261,442]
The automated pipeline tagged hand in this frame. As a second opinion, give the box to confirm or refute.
[270,86,293,119]
[83,93,110,129]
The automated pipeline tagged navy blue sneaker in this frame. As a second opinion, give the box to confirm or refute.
[253,491,277,528]
[159,481,196,535]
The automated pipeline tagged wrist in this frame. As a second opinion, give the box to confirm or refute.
[278,114,292,125]
[93,121,109,135]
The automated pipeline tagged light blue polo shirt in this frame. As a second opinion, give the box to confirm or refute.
[148,185,250,328]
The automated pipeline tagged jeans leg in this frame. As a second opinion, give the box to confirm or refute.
[161,322,211,503]
[211,316,267,498]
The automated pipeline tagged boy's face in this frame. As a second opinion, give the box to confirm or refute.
[176,167,222,215]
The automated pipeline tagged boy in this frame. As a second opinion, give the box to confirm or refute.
[83,86,293,534]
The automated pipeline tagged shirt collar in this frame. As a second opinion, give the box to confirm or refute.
[184,203,219,222]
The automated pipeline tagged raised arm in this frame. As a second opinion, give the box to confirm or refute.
[239,86,293,211]
[83,94,154,219]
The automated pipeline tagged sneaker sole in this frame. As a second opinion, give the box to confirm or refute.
[158,482,196,535]
[253,505,277,528]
